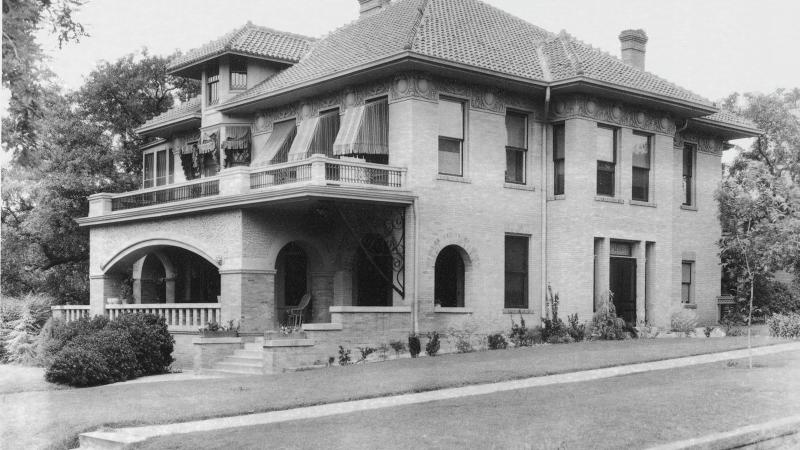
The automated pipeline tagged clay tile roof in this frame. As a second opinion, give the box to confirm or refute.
[699,109,759,131]
[220,0,718,110]
[137,96,202,132]
[167,23,316,72]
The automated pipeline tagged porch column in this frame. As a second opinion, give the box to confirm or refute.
[89,274,120,317]
[333,270,354,306]
[594,237,610,310]
[165,277,176,303]
[310,271,334,323]
[634,241,647,324]
[219,269,276,333]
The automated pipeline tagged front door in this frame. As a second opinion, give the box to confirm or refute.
[610,257,636,324]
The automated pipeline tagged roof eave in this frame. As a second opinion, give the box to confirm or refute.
[691,117,761,140]
[167,51,302,79]
[135,114,202,137]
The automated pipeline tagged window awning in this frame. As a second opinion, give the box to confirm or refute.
[333,99,389,156]
[176,132,200,155]
[267,119,297,164]
[198,131,218,154]
[287,116,319,162]
[222,126,251,150]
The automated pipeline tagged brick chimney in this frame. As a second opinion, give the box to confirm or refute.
[358,0,390,17]
[619,29,648,70]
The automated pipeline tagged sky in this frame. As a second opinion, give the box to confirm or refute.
[36,0,800,102]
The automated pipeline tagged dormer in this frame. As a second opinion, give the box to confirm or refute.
[166,23,315,110]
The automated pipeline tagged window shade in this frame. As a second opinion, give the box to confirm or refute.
[631,133,651,169]
[439,99,463,139]
[309,110,340,157]
[222,126,251,150]
[266,119,297,164]
[553,124,565,160]
[333,99,390,156]
[287,116,319,162]
[198,131,218,154]
[506,113,527,149]
[596,126,615,162]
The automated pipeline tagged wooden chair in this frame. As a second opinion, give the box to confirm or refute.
[286,293,311,328]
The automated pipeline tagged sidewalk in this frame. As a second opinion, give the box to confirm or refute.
[81,342,800,449]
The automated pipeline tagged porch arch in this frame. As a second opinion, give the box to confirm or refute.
[101,238,220,274]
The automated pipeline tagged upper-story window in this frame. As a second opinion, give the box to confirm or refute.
[333,96,389,164]
[631,132,652,202]
[553,123,565,195]
[682,143,695,206]
[143,148,174,188]
[268,119,298,164]
[309,108,340,157]
[207,61,219,105]
[505,111,527,184]
[596,125,617,197]
[230,56,247,90]
[438,98,464,176]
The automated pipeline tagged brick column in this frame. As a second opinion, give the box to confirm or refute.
[333,270,354,306]
[594,238,610,310]
[219,269,276,333]
[310,271,334,323]
[89,274,120,317]
[634,241,647,324]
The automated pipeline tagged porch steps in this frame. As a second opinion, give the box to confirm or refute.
[207,345,268,376]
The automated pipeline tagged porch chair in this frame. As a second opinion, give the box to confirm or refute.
[286,293,312,328]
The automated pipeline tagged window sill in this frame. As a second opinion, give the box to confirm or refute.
[594,196,624,204]
[682,303,697,309]
[680,204,698,211]
[504,182,535,191]
[630,200,657,208]
[437,174,471,184]
[502,308,536,315]
[434,306,474,314]
[547,194,565,201]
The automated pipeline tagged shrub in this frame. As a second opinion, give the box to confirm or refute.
[106,313,174,376]
[1,293,55,364]
[377,343,390,360]
[408,334,421,358]
[425,331,441,356]
[337,346,351,365]
[767,313,800,339]
[389,340,406,357]
[45,346,111,387]
[455,335,474,353]
[487,333,507,350]
[357,346,376,363]
[41,315,109,364]
[567,313,586,342]
[670,309,698,335]
[754,278,800,315]
[590,292,627,340]
[510,314,534,346]
[541,287,570,344]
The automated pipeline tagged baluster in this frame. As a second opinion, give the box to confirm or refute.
[192,308,199,326]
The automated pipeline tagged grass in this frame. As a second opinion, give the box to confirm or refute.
[0,335,785,449]
[142,350,800,449]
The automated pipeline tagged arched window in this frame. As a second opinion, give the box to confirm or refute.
[355,234,393,306]
[434,245,465,307]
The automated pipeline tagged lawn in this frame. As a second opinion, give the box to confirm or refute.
[141,350,800,449]
[0,335,786,449]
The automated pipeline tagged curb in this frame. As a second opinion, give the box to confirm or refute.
[646,414,800,450]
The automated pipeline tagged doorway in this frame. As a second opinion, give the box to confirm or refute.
[276,242,310,323]
[610,257,636,323]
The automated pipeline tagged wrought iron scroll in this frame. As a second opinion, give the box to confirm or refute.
[334,203,405,298]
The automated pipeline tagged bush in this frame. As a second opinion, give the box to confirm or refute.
[1,293,55,364]
[567,313,586,342]
[46,329,138,386]
[671,309,699,335]
[541,287,570,344]
[754,278,800,315]
[767,313,800,338]
[389,340,406,357]
[487,333,507,350]
[590,292,627,340]
[337,346,351,366]
[425,331,441,356]
[454,335,474,353]
[357,346,375,363]
[106,313,174,376]
[510,314,536,347]
[41,315,109,365]
[408,334,421,358]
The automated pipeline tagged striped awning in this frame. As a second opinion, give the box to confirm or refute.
[333,99,388,156]
[222,126,251,150]
[266,119,297,164]
[198,131,218,154]
[287,116,319,162]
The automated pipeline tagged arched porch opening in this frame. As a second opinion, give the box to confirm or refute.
[275,242,311,324]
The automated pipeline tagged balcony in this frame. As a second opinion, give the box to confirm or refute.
[80,155,411,225]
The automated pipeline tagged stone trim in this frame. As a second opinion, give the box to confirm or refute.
[301,323,344,331]
[434,306,474,314]
[550,94,675,136]
[329,306,411,313]
[680,204,698,212]
[504,182,535,191]
[502,308,537,314]
[629,200,657,208]
[594,196,624,204]
[219,269,276,275]
[673,131,725,155]
[191,337,243,344]
[437,174,471,184]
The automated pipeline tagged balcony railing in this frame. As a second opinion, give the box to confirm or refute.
[111,179,219,211]
[250,163,313,189]
[325,161,402,187]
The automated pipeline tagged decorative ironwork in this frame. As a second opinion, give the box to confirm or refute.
[111,180,219,211]
[334,203,405,297]
[249,164,312,189]
[325,162,401,187]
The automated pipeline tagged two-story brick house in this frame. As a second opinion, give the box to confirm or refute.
[66,0,759,371]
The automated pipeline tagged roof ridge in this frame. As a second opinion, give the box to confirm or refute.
[557,30,583,76]
[405,0,430,50]
[240,22,318,43]
[471,0,556,41]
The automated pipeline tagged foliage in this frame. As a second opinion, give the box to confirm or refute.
[389,340,406,357]
[567,313,586,342]
[105,313,174,376]
[44,345,111,387]
[40,314,108,364]
[509,314,538,346]
[408,334,421,358]
[425,331,441,356]
[635,320,659,339]
[445,325,478,354]
[487,333,508,350]
[454,335,474,353]
[337,346,351,366]
[0,293,54,364]
[590,292,627,340]
[670,309,699,335]
[3,308,39,364]
[753,278,800,315]
[541,287,569,344]
[767,313,800,339]
[377,343,389,360]
[357,346,376,363]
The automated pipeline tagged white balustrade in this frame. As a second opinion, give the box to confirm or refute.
[104,303,221,331]
[51,305,91,323]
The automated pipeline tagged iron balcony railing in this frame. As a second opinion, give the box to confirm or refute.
[249,163,313,189]
[111,179,220,211]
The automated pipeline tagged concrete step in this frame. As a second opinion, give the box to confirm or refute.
[212,364,264,375]
[217,361,263,369]
[265,331,308,340]
[243,343,263,351]
[224,356,264,365]
[232,349,263,358]
[202,368,264,377]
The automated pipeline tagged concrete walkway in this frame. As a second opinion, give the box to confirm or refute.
[79,341,800,449]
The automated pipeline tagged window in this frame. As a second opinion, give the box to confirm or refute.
[682,143,695,206]
[143,152,154,188]
[309,108,340,157]
[168,150,175,184]
[596,125,617,196]
[155,150,167,186]
[505,111,527,183]
[553,123,565,195]
[631,132,652,202]
[438,98,464,176]
[332,96,389,163]
[267,119,298,164]
[206,62,219,105]
[230,56,247,90]
[504,235,529,308]
[681,261,693,303]
[434,245,465,308]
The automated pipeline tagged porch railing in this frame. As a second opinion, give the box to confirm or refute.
[111,179,220,211]
[106,304,221,332]
[51,305,90,323]
[324,160,402,187]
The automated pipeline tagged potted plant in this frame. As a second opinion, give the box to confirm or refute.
[199,320,239,337]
